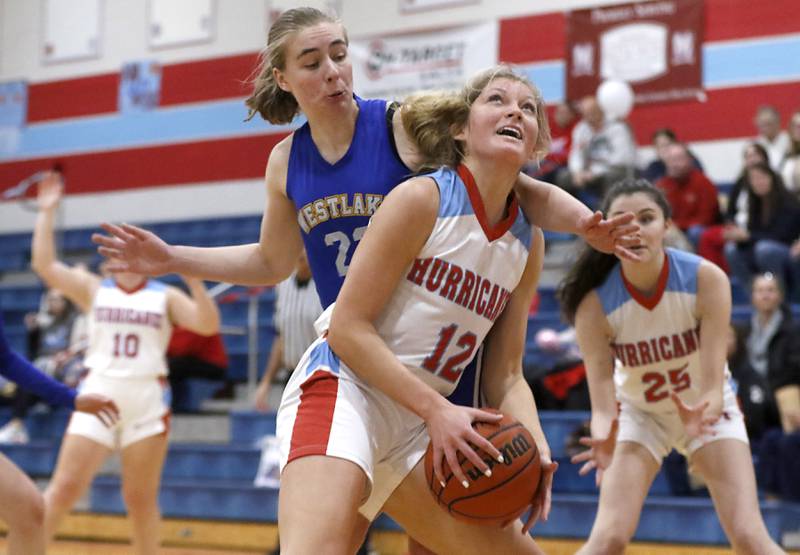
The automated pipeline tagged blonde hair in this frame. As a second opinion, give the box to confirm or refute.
[401,65,551,168]
[245,7,345,124]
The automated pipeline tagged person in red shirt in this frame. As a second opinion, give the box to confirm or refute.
[528,101,577,184]
[656,143,719,250]
[167,327,229,410]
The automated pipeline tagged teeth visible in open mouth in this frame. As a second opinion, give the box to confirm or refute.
[497,127,522,139]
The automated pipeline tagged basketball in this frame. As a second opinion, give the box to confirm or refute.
[424,410,542,526]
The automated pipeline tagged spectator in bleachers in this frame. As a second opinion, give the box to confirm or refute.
[656,143,720,251]
[0,288,83,444]
[166,326,229,412]
[253,249,322,412]
[558,96,637,209]
[527,326,590,411]
[642,128,703,184]
[780,109,800,197]
[697,142,770,272]
[754,105,790,172]
[527,101,577,184]
[728,275,794,444]
[724,162,800,295]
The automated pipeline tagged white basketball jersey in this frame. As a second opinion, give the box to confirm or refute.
[596,248,731,413]
[83,278,173,378]
[373,166,533,397]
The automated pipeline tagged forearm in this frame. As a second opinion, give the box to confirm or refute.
[485,370,550,459]
[184,278,221,334]
[169,243,293,286]
[31,206,58,275]
[327,322,445,421]
[515,177,593,234]
[588,374,617,438]
[1,348,75,408]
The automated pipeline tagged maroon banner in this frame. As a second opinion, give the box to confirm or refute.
[566,0,704,105]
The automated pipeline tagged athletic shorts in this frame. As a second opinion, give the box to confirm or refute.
[276,337,429,521]
[67,373,171,450]
[617,382,749,462]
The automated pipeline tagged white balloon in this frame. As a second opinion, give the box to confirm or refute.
[597,80,634,120]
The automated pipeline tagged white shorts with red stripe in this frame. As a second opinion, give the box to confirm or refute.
[67,373,171,450]
[617,382,748,462]
[276,337,429,521]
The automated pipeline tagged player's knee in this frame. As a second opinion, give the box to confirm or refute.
[46,477,85,509]
[121,482,157,513]
[10,492,45,532]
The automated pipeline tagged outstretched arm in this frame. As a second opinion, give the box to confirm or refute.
[0,318,119,425]
[572,291,618,485]
[481,228,556,532]
[31,173,99,312]
[93,136,304,286]
[514,173,639,259]
[166,276,221,336]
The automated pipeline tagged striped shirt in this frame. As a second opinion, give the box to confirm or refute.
[275,274,323,369]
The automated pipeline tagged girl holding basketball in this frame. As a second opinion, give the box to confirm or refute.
[277,65,555,554]
[561,179,784,554]
[31,173,220,555]
[0,316,118,555]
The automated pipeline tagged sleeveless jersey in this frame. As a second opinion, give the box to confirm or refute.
[83,279,173,378]
[374,166,533,397]
[596,248,730,413]
[286,96,410,308]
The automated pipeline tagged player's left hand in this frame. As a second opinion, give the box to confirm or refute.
[521,455,558,534]
[36,171,64,211]
[75,393,120,427]
[578,211,641,261]
[670,391,719,439]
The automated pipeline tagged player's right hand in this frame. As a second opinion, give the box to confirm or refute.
[425,402,503,491]
[75,393,120,427]
[92,223,174,275]
[36,171,64,211]
[570,417,618,487]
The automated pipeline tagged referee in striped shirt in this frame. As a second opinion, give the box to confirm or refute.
[254,249,323,411]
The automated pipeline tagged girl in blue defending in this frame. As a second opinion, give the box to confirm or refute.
[0,316,118,554]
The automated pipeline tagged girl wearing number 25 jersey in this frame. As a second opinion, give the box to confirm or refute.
[561,179,782,555]
[30,173,220,555]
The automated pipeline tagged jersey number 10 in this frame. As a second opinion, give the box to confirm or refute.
[112,333,140,358]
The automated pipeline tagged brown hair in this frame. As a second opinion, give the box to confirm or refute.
[245,8,345,124]
[401,65,551,169]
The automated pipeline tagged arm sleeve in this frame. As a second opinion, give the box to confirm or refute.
[0,318,76,409]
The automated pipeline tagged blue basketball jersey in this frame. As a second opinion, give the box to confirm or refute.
[286,96,410,308]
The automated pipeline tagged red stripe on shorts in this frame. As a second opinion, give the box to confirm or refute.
[287,370,339,463]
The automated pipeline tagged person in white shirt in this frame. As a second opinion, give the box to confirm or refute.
[754,105,790,172]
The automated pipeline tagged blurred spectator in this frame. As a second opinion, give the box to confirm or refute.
[0,288,81,443]
[734,274,800,501]
[697,143,770,271]
[724,162,800,294]
[656,142,720,251]
[525,326,590,411]
[642,128,703,183]
[528,101,577,184]
[754,105,790,171]
[253,249,322,412]
[558,96,637,208]
[167,326,229,411]
[780,110,800,197]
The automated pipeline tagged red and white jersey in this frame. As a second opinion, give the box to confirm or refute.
[83,278,173,378]
[596,248,732,413]
[373,165,534,397]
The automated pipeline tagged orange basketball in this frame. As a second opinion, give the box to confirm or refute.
[424,411,542,526]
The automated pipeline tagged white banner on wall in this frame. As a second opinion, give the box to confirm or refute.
[350,22,498,101]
